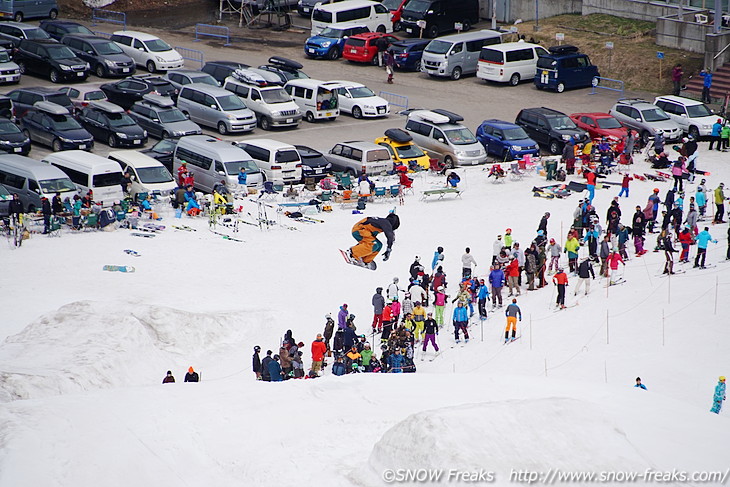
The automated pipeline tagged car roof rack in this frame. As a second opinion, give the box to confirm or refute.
[384,128,412,143]
[88,100,125,113]
[33,101,69,115]
[141,93,175,107]
[408,110,450,124]
[547,45,579,55]
[431,109,464,123]
[267,56,303,71]
[231,68,269,87]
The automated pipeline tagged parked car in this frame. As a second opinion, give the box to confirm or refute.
[164,69,220,92]
[0,96,12,120]
[58,84,108,114]
[295,144,333,181]
[176,83,256,135]
[223,68,302,130]
[128,93,202,139]
[14,39,90,83]
[0,118,30,155]
[374,128,430,169]
[304,24,370,60]
[141,137,178,171]
[477,42,549,86]
[20,101,93,151]
[201,60,250,84]
[534,45,599,93]
[0,0,58,22]
[0,22,51,48]
[382,0,408,31]
[404,109,486,167]
[654,95,716,139]
[297,0,346,16]
[343,32,399,65]
[62,34,135,78]
[7,86,73,119]
[400,0,479,38]
[386,38,429,71]
[515,107,588,155]
[100,75,178,110]
[569,112,629,141]
[329,80,389,119]
[609,99,682,144]
[475,119,539,161]
[110,30,184,73]
[0,50,20,84]
[77,100,147,148]
[39,20,93,41]
[326,140,392,177]
[257,57,309,83]
[107,150,176,197]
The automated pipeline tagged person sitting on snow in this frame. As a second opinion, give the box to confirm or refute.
[447,171,461,187]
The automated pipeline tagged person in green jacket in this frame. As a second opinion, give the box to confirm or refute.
[564,234,580,273]
[360,343,374,371]
[714,183,726,224]
[722,124,730,151]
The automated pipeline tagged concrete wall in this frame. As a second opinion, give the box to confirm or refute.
[705,31,730,69]
[510,0,583,22]
[657,13,716,52]
[583,0,699,22]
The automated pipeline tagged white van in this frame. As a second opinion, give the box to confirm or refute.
[421,30,502,80]
[173,135,263,193]
[311,0,391,36]
[283,79,342,123]
[477,42,549,86]
[0,154,76,212]
[235,139,302,184]
[107,150,177,198]
[223,69,302,130]
[42,150,125,206]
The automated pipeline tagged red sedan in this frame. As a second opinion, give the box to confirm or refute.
[342,32,399,65]
[570,112,630,140]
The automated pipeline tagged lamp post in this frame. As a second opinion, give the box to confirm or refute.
[534,0,539,31]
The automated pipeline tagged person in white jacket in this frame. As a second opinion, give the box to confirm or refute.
[461,247,477,279]
[546,238,562,274]
[492,235,504,265]
[386,277,400,301]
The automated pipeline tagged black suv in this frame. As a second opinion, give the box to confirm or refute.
[62,34,135,78]
[515,107,588,155]
[100,75,177,110]
[39,20,94,41]
[6,86,74,119]
[77,100,147,148]
[201,60,250,85]
[14,39,90,83]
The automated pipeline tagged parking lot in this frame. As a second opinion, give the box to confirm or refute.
[8,17,642,162]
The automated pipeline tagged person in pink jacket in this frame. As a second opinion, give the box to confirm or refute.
[671,157,686,193]
[607,249,625,285]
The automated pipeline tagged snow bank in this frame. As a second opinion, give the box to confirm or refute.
[0,300,271,402]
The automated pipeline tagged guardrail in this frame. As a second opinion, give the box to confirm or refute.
[92,31,112,39]
[589,77,624,97]
[379,91,408,110]
[91,9,126,29]
[175,46,204,70]
[194,23,231,46]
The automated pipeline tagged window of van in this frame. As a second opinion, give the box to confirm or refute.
[39,177,77,194]
[51,164,87,186]
[479,49,503,63]
[276,150,299,163]
[444,128,477,145]
[312,10,333,23]
[136,166,173,184]
[405,120,431,136]
[562,57,580,69]
[261,88,290,104]
[230,84,249,97]
[536,57,556,69]
[0,170,25,189]
[367,149,390,162]
[339,6,370,23]
[451,43,463,54]
[506,48,534,62]
[28,179,40,193]
[405,0,432,14]
[176,147,213,170]
[217,94,246,111]
[93,172,122,187]
[466,40,486,53]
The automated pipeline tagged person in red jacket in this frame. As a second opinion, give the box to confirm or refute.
[677,226,694,263]
[585,169,597,203]
[505,257,521,297]
[607,249,625,285]
[177,161,188,187]
[310,334,327,376]
[380,302,395,341]
[552,268,569,309]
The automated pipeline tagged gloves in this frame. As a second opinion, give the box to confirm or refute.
[383,248,392,261]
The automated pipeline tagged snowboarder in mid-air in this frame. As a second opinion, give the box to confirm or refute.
[345,212,400,270]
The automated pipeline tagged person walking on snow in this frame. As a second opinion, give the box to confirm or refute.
[618,173,632,198]
[504,298,522,342]
[694,227,718,269]
[710,117,723,150]
[632,206,647,256]
[711,376,726,413]
[348,212,400,269]
[553,268,569,309]
[431,246,444,271]
[422,312,439,353]
[461,247,477,280]
[504,228,514,248]
[412,301,426,343]
[660,230,677,275]
[311,334,327,375]
[489,264,505,308]
[574,257,595,296]
[371,287,385,333]
[714,183,726,224]
[337,304,349,330]
[433,286,448,325]
[252,346,262,380]
[452,301,469,344]
[477,278,490,319]
[492,234,504,265]
[584,169,597,203]
[537,212,550,236]
[564,233,580,273]
[185,366,199,383]
[547,238,562,274]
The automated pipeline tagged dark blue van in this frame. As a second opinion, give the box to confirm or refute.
[534,45,600,93]
[475,119,539,160]
[387,38,429,71]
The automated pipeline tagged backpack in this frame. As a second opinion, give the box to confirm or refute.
[556,169,566,181]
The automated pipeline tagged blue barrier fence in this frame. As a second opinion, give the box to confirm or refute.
[589,77,624,97]
[379,91,408,110]
[175,46,204,70]
[91,9,126,29]
[194,23,231,46]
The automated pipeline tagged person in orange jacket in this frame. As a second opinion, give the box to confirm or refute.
[380,301,395,342]
[552,268,569,309]
[311,334,327,376]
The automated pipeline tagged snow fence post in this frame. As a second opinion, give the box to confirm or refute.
[606,309,609,345]
[715,276,719,315]
[529,314,532,351]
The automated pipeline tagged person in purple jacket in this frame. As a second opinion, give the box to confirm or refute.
[489,265,505,309]
[337,303,349,330]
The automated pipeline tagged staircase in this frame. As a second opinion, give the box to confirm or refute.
[684,63,730,103]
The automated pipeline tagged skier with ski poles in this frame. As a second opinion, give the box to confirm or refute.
[504,298,522,343]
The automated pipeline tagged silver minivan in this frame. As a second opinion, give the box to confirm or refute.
[223,69,302,130]
[404,109,486,167]
[0,154,76,211]
[176,83,257,135]
[421,30,502,80]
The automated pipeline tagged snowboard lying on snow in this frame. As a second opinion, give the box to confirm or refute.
[103,265,135,273]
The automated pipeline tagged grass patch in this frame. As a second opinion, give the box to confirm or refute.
[513,14,703,94]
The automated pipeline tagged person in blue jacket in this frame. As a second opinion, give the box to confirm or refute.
[477,278,490,319]
[387,348,405,373]
[452,301,469,343]
[332,357,347,376]
[343,324,357,351]
[711,376,726,413]
[710,117,723,151]
[635,377,647,390]
[431,246,444,271]
[268,355,283,382]
[488,265,505,308]
[694,227,718,268]
[700,68,713,104]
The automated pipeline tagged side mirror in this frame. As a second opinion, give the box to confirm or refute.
[152,118,159,122]
[437,138,445,143]
[217,170,225,176]
[635,118,641,122]
[210,104,218,110]
[427,9,433,14]
[680,113,687,118]
[137,47,145,51]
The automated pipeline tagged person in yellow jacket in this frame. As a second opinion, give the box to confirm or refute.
[402,312,415,332]
[412,302,426,343]
[714,182,726,224]
[564,234,580,273]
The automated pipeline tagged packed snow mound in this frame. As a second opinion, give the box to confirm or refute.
[0,300,270,402]
[83,0,116,8]
[369,398,647,476]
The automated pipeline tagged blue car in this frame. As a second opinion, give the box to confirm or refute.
[475,119,539,161]
[387,38,430,71]
[304,25,369,60]
[21,101,93,152]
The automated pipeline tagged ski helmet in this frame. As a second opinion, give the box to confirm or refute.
[325,313,332,319]
[653,188,659,193]
[393,277,399,283]
[254,345,261,352]
[386,212,400,230]
[721,376,726,382]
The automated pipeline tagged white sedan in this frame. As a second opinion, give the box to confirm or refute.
[329,80,390,119]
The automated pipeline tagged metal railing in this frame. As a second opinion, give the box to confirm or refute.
[379,91,408,110]
[589,77,624,97]
[175,46,205,70]
[91,9,126,29]
[194,23,231,46]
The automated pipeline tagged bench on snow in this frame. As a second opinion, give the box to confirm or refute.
[420,187,463,201]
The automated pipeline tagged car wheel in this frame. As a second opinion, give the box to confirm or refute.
[146,61,156,73]
[49,8,58,19]
[161,131,170,139]
[352,106,363,119]
[450,67,462,81]
[591,76,600,87]
[347,168,357,178]
[509,73,520,86]
[641,130,651,145]
[217,121,228,135]
[327,47,340,60]
[444,156,454,169]
[52,138,62,152]
[426,25,439,38]
[461,20,471,31]
[17,61,25,74]
[108,134,118,148]
[370,55,379,66]
[689,126,700,140]
[394,21,402,32]
[556,82,565,93]
[95,64,106,78]
[535,84,544,91]
[306,111,315,123]
[260,116,271,130]
[415,59,422,71]
[502,149,512,161]
[13,11,23,22]
[549,139,562,155]
[49,69,60,83]
[376,25,386,33]
[27,204,36,213]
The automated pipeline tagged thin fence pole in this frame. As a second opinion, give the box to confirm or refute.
[714,276,719,315]
[604,360,608,383]
[667,271,671,304]
[544,358,548,377]
[662,309,665,347]
[529,314,533,351]
[606,309,609,345]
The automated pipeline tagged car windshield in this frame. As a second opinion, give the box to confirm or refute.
[349,86,375,98]
[0,184,9,197]
[686,104,713,118]
[85,90,107,101]
[66,25,94,35]
[48,113,82,130]
[136,166,173,184]
[641,108,670,122]
[157,107,187,123]
[260,88,291,104]
[224,160,258,174]
[106,111,137,128]
[39,177,76,194]
[536,57,556,69]
[280,70,308,81]
[26,29,50,40]
[0,51,10,63]
[395,144,425,158]
[404,0,430,14]
[547,116,577,130]
[191,74,218,86]
[318,27,345,38]
[425,40,451,55]
[46,45,76,60]
[150,138,177,153]
[95,41,124,56]
[217,94,246,111]
[502,127,529,141]
[445,128,477,145]
[93,172,122,187]
[144,39,172,52]
[596,117,622,129]
[0,120,20,134]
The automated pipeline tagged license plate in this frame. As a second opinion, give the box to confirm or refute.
[308,48,315,54]
[123,68,130,73]
[326,112,332,117]
[542,70,548,75]
[79,144,87,149]
[303,6,309,11]
[315,168,322,173]
[406,28,413,33]
[350,49,357,53]
[13,147,21,152]
[286,118,293,123]
[77,72,84,77]
[134,139,141,144]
